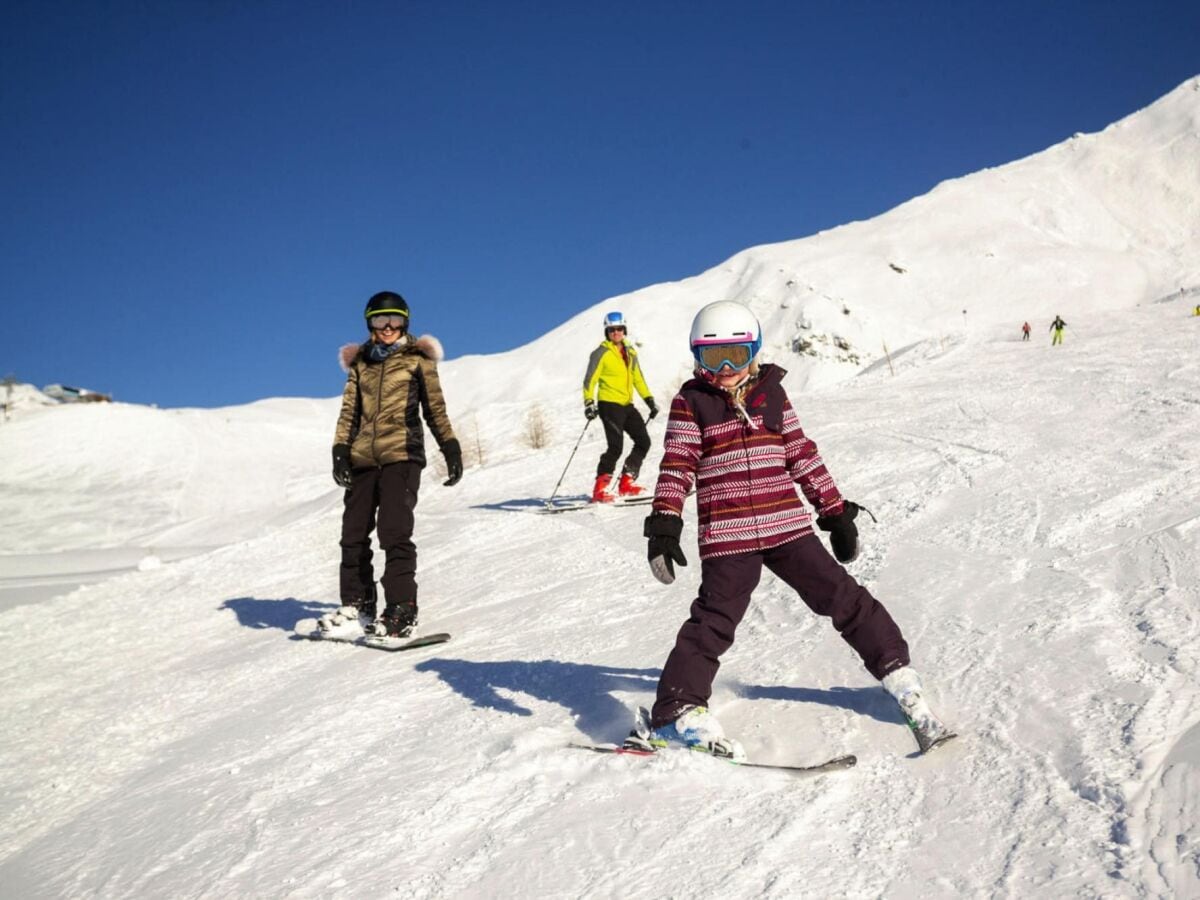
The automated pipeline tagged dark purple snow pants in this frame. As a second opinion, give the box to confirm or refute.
[651,533,911,727]
[339,462,421,610]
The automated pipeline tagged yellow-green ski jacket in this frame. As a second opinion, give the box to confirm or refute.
[582,340,652,406]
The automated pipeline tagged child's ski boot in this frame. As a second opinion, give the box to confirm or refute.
[882,667,956,754]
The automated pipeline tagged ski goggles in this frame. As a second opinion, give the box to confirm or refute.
[369,314,408,331]
[693,342,756,373]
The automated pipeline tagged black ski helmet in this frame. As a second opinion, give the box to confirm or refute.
[364,291,410,322]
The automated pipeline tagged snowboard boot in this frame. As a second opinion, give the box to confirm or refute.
[372,603,419,639]
[617,472,646,497]
[317,599,374,639]
[882,666,955,753]
[591,473,614,503]
[644,705,746,761]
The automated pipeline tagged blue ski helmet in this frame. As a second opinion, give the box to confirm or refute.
[603,311,627,332]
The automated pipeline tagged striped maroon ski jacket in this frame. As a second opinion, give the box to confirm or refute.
[650,364,845,559]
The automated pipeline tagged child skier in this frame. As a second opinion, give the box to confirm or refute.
[581,311,659,501]
[625,300,949,759]
[319,291,462,640]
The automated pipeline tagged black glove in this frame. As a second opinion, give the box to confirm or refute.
[332,444,354,489]
[816,501,862,563]
[584,400,598,421]
[646,397,659,421]
[644,513,687,585]
[442,438,463,487]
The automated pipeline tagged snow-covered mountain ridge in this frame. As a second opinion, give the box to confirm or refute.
[446,75,1200,407]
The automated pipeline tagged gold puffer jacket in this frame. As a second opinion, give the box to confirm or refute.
[334,334,457,469]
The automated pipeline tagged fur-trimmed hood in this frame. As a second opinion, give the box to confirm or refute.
[338,334,445,372]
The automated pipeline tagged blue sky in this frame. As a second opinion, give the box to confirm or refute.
[3,1,1197,408]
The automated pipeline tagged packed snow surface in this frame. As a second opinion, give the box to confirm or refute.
[1,77,1199,898]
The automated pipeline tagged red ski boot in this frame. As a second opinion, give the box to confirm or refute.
[592,473,614,503]
[618,473,646,497]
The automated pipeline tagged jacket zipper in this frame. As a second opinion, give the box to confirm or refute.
[370,354,389,466]
[739,425,764,550]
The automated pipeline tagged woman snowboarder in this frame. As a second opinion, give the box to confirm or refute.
[320,291,462,640]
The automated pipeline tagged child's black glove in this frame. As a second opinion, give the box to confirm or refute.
[332,444,354,489]
[644,512,687,585]
[816,501,863,563]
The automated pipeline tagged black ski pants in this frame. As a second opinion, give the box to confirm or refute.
[596,401,651,479]
[650,533,911,728]
[339,462,421,612]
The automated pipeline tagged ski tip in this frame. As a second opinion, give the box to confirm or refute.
[738,753,858,774]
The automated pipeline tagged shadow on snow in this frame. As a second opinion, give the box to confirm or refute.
[730,680,901,725]
[414,657,900,740]
[414,657,659,740]
[220,596,331,631]
[468,493,591,513]
[217,600,901,734]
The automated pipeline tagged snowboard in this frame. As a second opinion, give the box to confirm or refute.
[568,742,857,776]
[306,630,451,652]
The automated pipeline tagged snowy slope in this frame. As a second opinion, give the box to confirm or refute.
[1,79,1200,899]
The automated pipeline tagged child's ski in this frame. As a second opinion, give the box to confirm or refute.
[568,742,856,776]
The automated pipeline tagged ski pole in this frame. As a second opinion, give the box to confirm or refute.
[546,418,593,506]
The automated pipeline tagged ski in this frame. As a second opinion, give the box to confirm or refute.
[306,631,451,652]
[568,742,856,776]
[539,495,654,514]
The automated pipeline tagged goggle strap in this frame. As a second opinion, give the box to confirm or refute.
[366,308,409,319]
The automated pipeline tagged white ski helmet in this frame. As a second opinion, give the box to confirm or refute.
[689,301,762,371]
[603,311,627,331]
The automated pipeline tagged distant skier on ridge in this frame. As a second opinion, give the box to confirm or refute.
[1021,321,1031,341]
[581,311,658,502]
[320,291,462,641]
[625,300,952,758]
[1050,315,1067,346]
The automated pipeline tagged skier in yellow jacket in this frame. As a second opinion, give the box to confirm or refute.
[582,311,658,502]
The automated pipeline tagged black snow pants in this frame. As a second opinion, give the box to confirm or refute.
[651,533,911,727]
[339,462,422,612]
[596,401,651,479]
